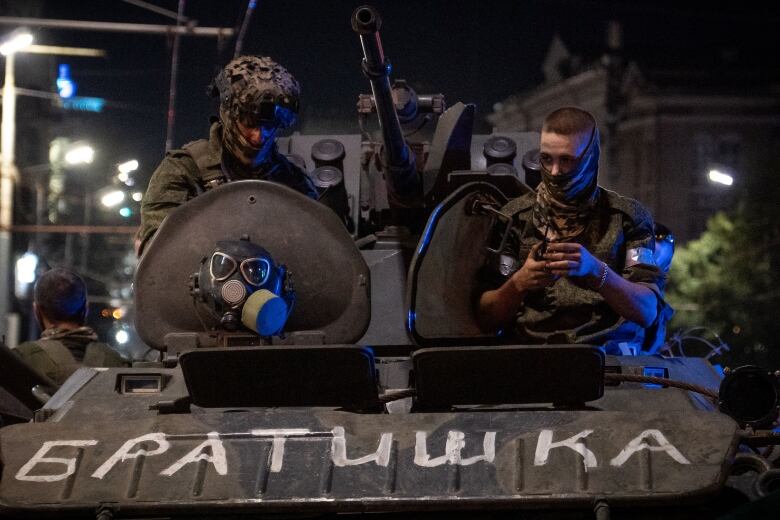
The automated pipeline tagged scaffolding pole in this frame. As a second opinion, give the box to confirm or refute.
[0,17,234,38]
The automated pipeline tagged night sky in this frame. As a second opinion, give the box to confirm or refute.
[4,0,780,195]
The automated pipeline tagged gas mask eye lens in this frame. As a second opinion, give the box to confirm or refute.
[210,252,237,281]
[240,258,271,287]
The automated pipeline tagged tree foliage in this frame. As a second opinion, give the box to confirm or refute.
[666,166,780,368]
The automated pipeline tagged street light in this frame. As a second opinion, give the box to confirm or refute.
[63,143,95,165]
[116,159,138,186]
[1,29,34,339]
[117,159,138,175]
[100,189,125,208]
[14,250,37,299]
[1,34,107,344]
[0,31,33,56]
[708,169,734,187]
[43,139,96,228]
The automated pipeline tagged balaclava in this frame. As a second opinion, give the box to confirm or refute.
[532,126,601,240]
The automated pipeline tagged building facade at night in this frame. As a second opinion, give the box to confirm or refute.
[488,43,780,243]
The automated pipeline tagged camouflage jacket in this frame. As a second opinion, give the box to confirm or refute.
[14,326,128,386]
[481,188,665,351]
[138,122,317,254]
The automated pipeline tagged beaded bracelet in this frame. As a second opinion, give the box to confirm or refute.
[595,261,608,291]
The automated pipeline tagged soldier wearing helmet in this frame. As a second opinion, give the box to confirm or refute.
[137,56,317,255]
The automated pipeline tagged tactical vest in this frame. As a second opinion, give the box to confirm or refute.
[179,139,228,192]
[178,138,306,196]
[495,189,668,352]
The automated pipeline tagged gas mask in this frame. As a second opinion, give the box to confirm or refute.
[190,237,295,336]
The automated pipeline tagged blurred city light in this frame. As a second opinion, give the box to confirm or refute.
[14,251,38,299]
[15,251,38,284]
[708,169,734,186]
[131,191,143,202]
[119,207,132,218]
[112,308,123,320]
[117,160,137,185]
[118,159,139,175]
[56,63,76,98]
[0,31,33,55]
[115,329,129,344]
[64,144,94,165]
[62,97,105,113]
[101,190,125,208]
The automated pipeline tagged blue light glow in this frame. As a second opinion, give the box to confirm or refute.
[416,203,444,256]
[56,64,76,99]
[643,366,668,389]
[119,207,132,218]
[62,97,105,113]
[406,309,416,333]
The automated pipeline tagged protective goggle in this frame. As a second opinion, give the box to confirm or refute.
[209,252,271,287]
[241,103,297,130]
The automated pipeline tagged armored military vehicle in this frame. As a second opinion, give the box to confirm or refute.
[1,5,779,519]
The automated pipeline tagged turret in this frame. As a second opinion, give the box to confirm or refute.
[351,5,419,200]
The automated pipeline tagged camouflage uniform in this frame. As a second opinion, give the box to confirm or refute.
[138,56,317,254]
[14,326,127,385]
[138,122,316,252]
[482,188,665,352]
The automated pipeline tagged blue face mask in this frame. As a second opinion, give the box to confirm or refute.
[539,127,600,202]
[249,126,279,169]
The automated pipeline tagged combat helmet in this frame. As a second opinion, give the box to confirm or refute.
[210,55,300,129]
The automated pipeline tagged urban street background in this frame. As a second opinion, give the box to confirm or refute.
[1,0,778,366]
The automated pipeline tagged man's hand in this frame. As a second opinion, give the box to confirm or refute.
[476,242,557,332]
[510,242,559,291]
[542,242,602,281]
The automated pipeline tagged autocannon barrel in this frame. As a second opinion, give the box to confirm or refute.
[352,5,418,197]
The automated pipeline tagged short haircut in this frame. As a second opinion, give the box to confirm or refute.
[34,268,87,323]
[542,106,596,137]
